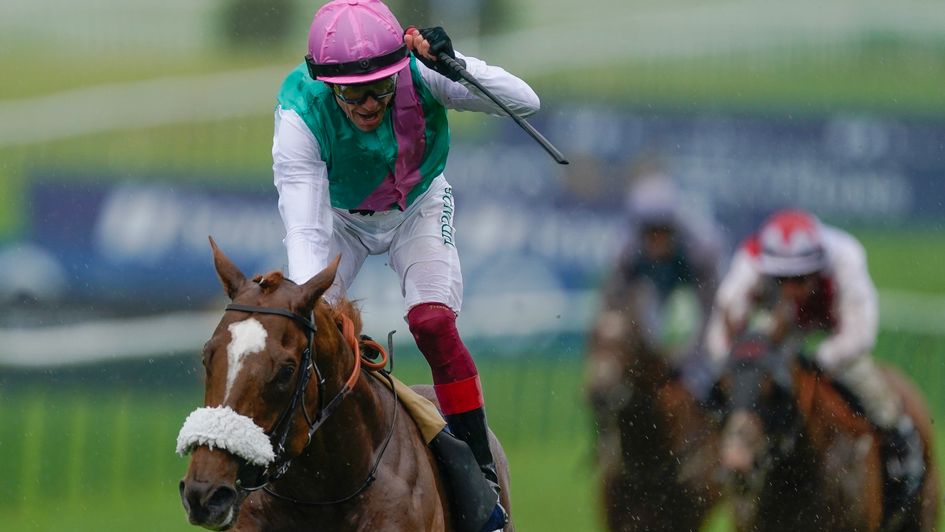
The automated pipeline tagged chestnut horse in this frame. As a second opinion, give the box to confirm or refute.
[585,280,723,531]
[177,240,512,531]
[719,334,939,532]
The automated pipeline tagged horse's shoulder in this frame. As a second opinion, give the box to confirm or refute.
[793,359,872,435]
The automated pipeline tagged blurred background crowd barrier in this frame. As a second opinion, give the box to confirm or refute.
[1,1,943,530]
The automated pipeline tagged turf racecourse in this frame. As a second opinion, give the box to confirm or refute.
[1,328,944,532]
[1,230,944,531]
[0,355,604,531]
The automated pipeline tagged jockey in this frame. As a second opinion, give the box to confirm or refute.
[600,173,724,399]
[705,209,925,510]
[272,1,538,529]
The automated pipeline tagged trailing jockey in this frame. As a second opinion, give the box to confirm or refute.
[705,208,926,517]
[271,1,541,529]
[597,172,724,400]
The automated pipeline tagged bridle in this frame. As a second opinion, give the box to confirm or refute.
[223,303,398,505]
[725,355,804,481]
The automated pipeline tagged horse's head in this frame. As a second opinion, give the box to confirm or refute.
[177,238,343,530]
[585,279,665,414]
[718,333,798,494]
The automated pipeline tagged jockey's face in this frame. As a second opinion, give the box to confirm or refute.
[335,94,390,131]
[642,225,675,262]
[774,273,819,304]
[331,77,396,132]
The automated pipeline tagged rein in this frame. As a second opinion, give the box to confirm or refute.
[726,352,804,475]
[764,361,822,465]
[223,303,397,505]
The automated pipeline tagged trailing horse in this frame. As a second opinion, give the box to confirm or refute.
[719,334,939,532]
[585,279,723,531]
[177,239,512,531]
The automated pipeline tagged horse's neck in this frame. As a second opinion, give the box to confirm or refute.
[626,340,670,397]
[277,373,390,502]
[749,387,824,528]
[793,364,873,448]
[308,373,388,466]
[736,364,873,530]
[618,344,674,449]
[762,365,846,487]
[754,366,882,531]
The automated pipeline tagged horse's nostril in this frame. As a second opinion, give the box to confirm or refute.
[589,390,607,409]
[206,485,237,511]
[179,479,186,497]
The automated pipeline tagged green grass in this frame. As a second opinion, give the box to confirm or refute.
[1,334,944,531]
[532,48,945,117]
[5,115,277,184]
[0,225,937,530]
[0,49,292,101]
[0,356,605,531]
[0,391,190,531]
[1,24,944,529]
[6,31,945,115]
[854,228,945,294]
[2,40,944,184]
[1,41,943,239]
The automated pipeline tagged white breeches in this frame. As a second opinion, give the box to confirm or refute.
[830,355,902,429]
[326,175,464,316]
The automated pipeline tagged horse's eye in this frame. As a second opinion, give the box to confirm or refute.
[275,363,296,386]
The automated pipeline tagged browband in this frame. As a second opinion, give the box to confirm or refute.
[306,45,408,79]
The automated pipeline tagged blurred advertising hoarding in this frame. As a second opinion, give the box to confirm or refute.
[5,107,942,314]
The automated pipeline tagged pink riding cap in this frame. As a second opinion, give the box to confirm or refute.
[308,0,410,84]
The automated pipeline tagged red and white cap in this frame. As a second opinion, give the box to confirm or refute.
[757,209,827,277]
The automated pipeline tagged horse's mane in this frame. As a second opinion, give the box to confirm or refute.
[795,353,825,376]
[327,297,364,337]
[252,271,286,294]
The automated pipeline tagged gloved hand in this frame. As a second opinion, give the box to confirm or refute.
[405,26,466,82]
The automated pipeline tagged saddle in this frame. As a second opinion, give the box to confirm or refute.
[367,370,499,532]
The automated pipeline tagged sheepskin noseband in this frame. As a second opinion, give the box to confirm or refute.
[176,406,275,466]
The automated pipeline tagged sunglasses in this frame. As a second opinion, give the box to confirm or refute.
[330,75,398,105]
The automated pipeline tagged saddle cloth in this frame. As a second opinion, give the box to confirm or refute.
[369,371,447,443]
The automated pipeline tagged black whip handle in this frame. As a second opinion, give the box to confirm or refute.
[437,52,569,165]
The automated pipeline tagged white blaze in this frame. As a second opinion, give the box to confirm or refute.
[225,318,267,400]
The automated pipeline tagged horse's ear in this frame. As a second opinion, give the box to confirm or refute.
[297,255,341,311]
[209,236,246,300]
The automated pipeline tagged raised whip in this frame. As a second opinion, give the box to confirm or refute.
[438,52,569,165]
